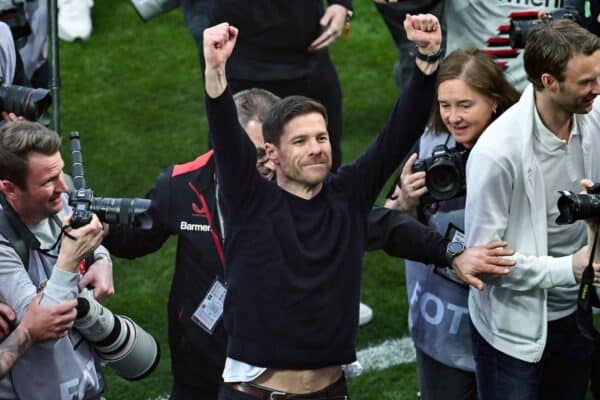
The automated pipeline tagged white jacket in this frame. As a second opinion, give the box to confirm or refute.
[465,84,600,362]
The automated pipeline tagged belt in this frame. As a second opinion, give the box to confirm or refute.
[225,375,348,400]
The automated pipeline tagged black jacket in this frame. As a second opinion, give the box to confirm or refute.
[103,150,226,390]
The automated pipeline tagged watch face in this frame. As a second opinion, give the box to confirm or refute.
[448,241,465,254]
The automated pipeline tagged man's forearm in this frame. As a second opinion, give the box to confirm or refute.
[367,206,448,267]
[205,67,227,99]
[0,325,31,378]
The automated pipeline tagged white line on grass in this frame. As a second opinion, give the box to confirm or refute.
[356,336,416,372]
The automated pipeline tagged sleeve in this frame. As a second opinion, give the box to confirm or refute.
[0,245,36,321]
[465,147,574,291]
[205,88,265,213]
[102,170,172,259]
[336,66,437,210]
[367,206,448,268]
[0,244,80,321]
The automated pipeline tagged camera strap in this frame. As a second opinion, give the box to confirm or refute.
[0,193,39,268]
[576,224,600,341]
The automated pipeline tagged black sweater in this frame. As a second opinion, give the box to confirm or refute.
[206,66,436,368]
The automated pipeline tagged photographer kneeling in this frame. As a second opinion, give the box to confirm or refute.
[0,121,113,399]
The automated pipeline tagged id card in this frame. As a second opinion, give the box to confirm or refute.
[191,278,227,334]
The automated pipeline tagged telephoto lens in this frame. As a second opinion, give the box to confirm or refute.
[0,85,51,122]
[74,289,160,380]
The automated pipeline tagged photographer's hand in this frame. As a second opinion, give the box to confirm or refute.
[56,214,104,273]
[78,256,114,302]
[0,303,15,341]
[1,112,26,122]
[396,153,427,218]
[20,292,77,342]
[451,241,515,290]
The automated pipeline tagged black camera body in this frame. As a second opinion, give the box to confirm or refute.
[412,144,469,204]
[556,183,600,225]
[68,131,153,229]
[509,8,582,49]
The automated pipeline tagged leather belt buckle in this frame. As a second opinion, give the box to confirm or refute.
[269,391,288,400]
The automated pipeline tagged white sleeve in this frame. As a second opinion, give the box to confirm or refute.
[0,244,79,321]
[0,244,37,321]
[465,148,575,291]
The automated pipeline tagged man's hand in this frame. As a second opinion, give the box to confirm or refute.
[56,214,104,273]
[1,112,26,122]
[0,303,15,341]
[20,292,77,342]
[403,13,442,54]
[308,4,348,52]
[203,23,238,98]
[451,241,515,290]
[78,257,114,302]
[572,245,600,286]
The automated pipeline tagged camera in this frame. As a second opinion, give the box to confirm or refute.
[412,145,469,204]
[129,0,180,21]
[75,289,160,380]
[0,78,51,123]
[509,8,582,49]
[556,183,600,225]
[68,131,153,229]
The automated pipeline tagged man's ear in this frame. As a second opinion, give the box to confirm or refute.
[264,142,279,165]
[541,73,559,92]
[0,180,18,200]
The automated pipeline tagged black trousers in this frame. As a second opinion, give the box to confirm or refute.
[415,348,476,400]
[170,380,220,400]
[228,54,343,171]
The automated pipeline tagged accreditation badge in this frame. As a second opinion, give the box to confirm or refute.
[191,278,227,334]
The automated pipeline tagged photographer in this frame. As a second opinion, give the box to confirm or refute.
[377,48,518,400]
[465,19,600,400]
[0,121,113,399]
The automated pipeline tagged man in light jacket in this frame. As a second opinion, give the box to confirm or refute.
[465,19,600,400]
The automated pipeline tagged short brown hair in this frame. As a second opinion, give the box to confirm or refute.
[0,121,61,189]
[524,19,600,90]
[233,88,280,128]
[262,96,328,146]
[431,48,519,133]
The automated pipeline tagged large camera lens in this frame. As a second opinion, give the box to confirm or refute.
[75,289,160,381]
[90,197,153,229]
[0,85,51,122]
[556,191,600,224]
[427,158,462,201]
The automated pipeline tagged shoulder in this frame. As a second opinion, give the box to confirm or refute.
[171,150,215,178]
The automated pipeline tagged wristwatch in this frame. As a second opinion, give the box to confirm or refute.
[445,241,465,266]
[415,46,443,63]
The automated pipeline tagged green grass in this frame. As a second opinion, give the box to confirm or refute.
[59,1,415,398]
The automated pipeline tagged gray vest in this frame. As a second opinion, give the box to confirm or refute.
[0,194,104,400]
[405,131,474,372]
